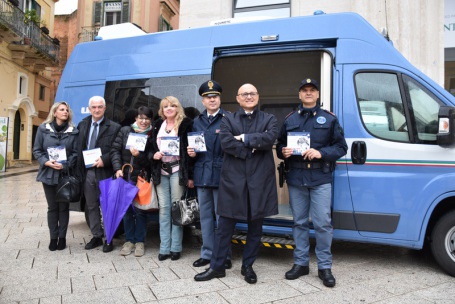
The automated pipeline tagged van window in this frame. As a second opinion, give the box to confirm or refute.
[355,73,410,142]
[402,75,441,142]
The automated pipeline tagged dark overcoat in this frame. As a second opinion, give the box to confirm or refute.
[75,116,121,183]
[217,108,279,221]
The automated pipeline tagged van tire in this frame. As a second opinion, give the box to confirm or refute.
[431,210,455,277]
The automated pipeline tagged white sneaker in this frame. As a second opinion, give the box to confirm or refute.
[120,241,135,256]
[135,242,145,257]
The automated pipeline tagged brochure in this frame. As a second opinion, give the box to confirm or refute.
[188,131,207,152]
[82,148,102,168]
[125,133,147,151]
[161,136,180,156]
[47,145,67,163]
[287,132,310,155]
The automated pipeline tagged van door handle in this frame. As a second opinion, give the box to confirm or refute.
[351,141,367,164]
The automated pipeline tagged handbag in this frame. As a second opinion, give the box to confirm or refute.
[171,188,200,226]
[133,176,159,211]
[55,169,81,203]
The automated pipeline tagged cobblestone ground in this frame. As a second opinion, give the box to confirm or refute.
[0,169,454,303]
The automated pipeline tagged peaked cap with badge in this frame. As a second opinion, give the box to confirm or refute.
[299,78,319,91]
[199,80,223,97]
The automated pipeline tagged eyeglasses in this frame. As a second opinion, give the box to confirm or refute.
[137,117,151,121]
[237,92,258,98]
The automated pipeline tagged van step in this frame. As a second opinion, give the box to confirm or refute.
[232,234,295,250]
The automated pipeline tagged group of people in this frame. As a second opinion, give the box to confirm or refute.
[32,77,347,288]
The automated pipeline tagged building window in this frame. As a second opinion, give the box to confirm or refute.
[159,16,173,32]
[104,1,122,26]
[18,73,28,97]
[39,84,45,101]
[233,0,291,18]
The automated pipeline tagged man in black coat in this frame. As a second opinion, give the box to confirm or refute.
[194,83,279,284]
[76,96,121,252]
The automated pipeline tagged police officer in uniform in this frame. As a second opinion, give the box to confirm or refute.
[276,78,347,287]
[188,80,232,269]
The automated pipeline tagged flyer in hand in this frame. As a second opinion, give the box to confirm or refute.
[287,132,310,155]
[125,133,148,151]
[188,131,207,152]
[161,136,180,156]
[47,145,67,163]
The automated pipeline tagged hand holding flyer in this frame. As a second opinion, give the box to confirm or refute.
[161,136,180,156]
[47,146,67,163]
[188,132,207,152]
[125,133,147,151]
[287,132,310,155]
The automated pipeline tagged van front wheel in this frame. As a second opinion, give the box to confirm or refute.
[431,210,455,277]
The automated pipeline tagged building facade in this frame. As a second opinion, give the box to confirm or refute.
[180,0,445,88]
[0,0,60,167]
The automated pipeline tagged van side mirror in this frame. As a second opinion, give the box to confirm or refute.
[437,106,455,146]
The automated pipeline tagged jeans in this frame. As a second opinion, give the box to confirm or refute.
[156,172,184,254]
[43,183,69,239]
[123,206,147,243]
[288,183,333,269]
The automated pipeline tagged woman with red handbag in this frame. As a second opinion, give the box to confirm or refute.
[111,106,153,257]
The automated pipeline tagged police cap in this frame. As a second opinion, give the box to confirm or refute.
[199,80,222,97]
[299,78,319,91]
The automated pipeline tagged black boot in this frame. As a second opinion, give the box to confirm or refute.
[57,238,66,250]
[49,239,58,251]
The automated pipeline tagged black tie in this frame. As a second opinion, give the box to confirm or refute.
[88,122,98,149]
[208,115,214,123]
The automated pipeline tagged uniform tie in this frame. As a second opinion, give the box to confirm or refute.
[88,122,98,149]
[208,115,214,123]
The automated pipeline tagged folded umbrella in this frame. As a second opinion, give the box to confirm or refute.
[99,164,138,244]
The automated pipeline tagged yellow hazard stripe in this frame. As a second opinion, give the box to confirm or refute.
[232,240,294,249]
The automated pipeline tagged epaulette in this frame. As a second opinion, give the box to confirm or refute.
[322,108,337,117]
[284,110,297,120]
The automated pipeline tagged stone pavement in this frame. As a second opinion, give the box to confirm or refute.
[0,164,454,303]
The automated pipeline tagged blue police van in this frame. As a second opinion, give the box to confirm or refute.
[56,12,455,276]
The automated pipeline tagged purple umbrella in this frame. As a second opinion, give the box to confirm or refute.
[99,168,138,244]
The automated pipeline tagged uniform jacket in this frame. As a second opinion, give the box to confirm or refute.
[217,108,279,221]
[110,125,152,182]
[190,109,226,188]
[276,104,348,187]
[75,116,121,183]
[149,117,193,186]
[33,123,79,185]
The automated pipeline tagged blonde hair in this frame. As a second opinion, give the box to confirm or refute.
[158,96,185,132]
[44,102,74,126]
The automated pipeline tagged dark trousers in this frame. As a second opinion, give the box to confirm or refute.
[84,169,103,238]
[42,183,69,239]
[210,216,263,271]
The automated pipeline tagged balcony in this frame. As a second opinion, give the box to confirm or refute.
[0,0,60,73]
[79,25,100,43]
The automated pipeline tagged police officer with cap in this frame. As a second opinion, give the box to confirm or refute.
[188,80,232,270]
[276,78,347,287]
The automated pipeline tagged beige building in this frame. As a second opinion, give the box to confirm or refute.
[180,0,445,88]
[0,0,60,167]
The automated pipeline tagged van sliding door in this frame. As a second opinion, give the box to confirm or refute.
[212,48,333,222]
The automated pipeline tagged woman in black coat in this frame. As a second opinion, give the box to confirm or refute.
[33,102,79,251]
[110,106,153,257]
[150,96,193,261]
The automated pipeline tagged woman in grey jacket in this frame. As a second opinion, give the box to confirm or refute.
[33,102,79,251]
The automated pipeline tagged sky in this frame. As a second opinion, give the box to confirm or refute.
[55,0,78,15]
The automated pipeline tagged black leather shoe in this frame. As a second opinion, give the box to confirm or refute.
[84,237,103,250]
[57,238,66,251]
[194,268,226,281]
[49,239,58,251]
[170,251,180,261]
[193,258,210,267]
[102,241,113,253]
[241,265,257,284]
[224,260,232,270]
[158,254,170,261]
[285,264,309,280]
[318,269,336,287]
